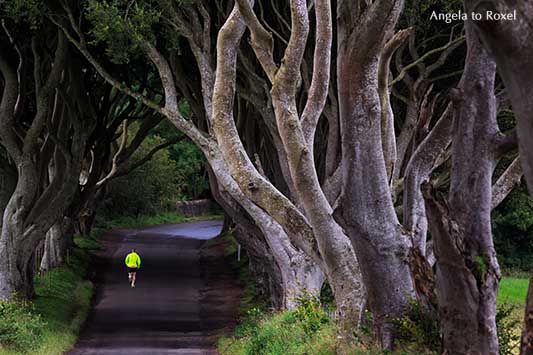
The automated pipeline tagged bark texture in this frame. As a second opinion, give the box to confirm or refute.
[403,105,453,254]
[335,0,416,347]
[0,36,94,300]
[207,146,324,308]
[40,220,72,272]
[237,0,365,330]
[463,0,533,193]
[0,157,16,233]
[423,22,501,355]
[522,269,533,355]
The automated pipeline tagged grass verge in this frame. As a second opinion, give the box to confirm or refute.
[217,300,437,355]
[217,244,530,355]
[498,277,529,305]
[0,233,101,355]
[497,276,529,354]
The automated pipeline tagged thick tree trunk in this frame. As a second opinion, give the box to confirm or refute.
[460,7,533,350]
[521,270,533,355]
[463,0,533,193]
[0,37,94,300]
[230,212,325,309]
[234,0,365,330]
[335,0,415,347]
[207,149,324,309]
[0,195,39,299]
[40,219,72,272]
[233,226,285,308]
[0,160,16,233]
[423,22,500,355]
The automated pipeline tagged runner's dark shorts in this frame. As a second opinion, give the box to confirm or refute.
[127,267,138,273]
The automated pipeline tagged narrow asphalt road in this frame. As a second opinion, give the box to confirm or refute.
[68,220,240,355]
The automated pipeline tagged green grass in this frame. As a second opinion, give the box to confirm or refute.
[498,277,529,306]
[217,236,531,355]
[0,234,100,355]
[497,277,529,354]
[218,305,436,355]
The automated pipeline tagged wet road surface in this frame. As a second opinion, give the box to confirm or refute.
[67,220,240,355]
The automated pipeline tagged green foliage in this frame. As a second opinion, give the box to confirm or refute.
[494,185,533,232]
[496,304,521,355]
[85,0,199,63]
[353,310,374,340]
[100,211,186,229]
[104,133,181,217]
[472,254,488,284]
[292,295,331,335]
[0,300,45,352]
[219,301,438,355]
[85,0,160,63]
[0,233,99,354]
[219,296,336,355]
[319,282,335,308]
[172,140,209,199]
[2,0,43,28]
[493,184,533,271]
[102,118,210,220]
[392,300,441,352]
[149,120,209,200]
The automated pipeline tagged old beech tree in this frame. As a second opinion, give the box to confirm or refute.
[1,0,532,352]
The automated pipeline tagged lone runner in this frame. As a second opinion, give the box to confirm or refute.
[125,248,141,288]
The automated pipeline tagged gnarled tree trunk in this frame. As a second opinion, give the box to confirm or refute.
[0,36,95,300]
[225,0,365,330]
[0,157,16,234]
[335,0,416,347]
[459,4,533,351]
[40,217,73,272]
[207,149,324,309]
[423,22,501,355]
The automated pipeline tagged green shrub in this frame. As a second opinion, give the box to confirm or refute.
[293,295,331,335]
[392,300,441,352]
[496,303,521,355]
[219,296,336,355]
[0,231,99,355]
[103,133,183,218]
[0,299,46,352]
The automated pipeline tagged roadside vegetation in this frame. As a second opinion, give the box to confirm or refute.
[0,208,221,355]
[217,229,529,355]
[0,233,101,355]
[100,120,210,220]
[0,121,217,354]
[218,274,527,355]
[2,0,533,353]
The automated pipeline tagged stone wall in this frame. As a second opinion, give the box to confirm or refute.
[176,199,214,217]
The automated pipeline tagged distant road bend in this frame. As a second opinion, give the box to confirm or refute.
[68,220,241,355]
